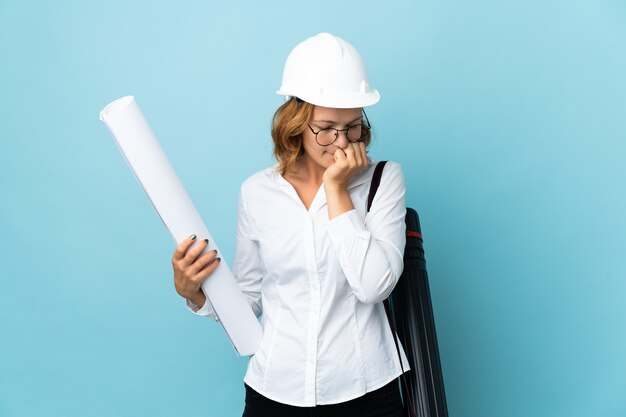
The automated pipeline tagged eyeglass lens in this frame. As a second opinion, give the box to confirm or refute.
[316,124,367,145]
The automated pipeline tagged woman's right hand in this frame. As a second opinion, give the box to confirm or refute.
[172,234,221,307]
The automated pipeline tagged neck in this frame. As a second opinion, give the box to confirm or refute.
[285,155,326,185]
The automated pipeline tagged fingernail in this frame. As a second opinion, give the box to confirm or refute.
[190,234,196,240]
[216,257,222,262]
[203,238,209,244]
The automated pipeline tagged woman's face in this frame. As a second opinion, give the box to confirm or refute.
[301,105,363,169]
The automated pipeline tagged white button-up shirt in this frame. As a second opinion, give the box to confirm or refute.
[188,160,409,407]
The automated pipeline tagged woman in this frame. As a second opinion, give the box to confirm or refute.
[172,33,408,417]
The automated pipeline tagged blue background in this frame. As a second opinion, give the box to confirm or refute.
[1,1,625,416]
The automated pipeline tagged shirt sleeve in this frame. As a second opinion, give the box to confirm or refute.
[184,181,264,319]
[185,292,219,320]
[231,182,264,317]
[327,161,406,304]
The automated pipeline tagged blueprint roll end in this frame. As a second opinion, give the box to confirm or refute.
[100,95,135,122]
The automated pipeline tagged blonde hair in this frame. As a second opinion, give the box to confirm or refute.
[271,98,372,174]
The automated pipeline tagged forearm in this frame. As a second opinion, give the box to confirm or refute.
[327,161,407,303]
[328,208,404,303]
[325,184,355,219]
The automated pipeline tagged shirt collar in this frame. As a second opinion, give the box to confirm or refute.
[270,158,376,190]
[269,159,376,213]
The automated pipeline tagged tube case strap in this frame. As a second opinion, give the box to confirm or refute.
[367,161,417,417]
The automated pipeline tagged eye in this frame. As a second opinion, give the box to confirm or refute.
[318,128,337,135]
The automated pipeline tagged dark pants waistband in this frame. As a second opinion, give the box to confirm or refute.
[242,380,404,417]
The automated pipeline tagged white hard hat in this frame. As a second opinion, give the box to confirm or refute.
[276,33,380,108]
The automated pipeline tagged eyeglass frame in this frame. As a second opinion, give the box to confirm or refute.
[306,110,372,147]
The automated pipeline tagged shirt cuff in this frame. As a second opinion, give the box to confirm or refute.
[327,209,370,248]
[185,292,219,320]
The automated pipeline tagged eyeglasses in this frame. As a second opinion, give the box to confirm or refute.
[307,111,371,146]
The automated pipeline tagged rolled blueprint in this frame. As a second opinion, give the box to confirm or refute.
[100,96,262,356]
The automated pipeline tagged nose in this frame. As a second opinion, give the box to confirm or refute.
[334,129,350,149]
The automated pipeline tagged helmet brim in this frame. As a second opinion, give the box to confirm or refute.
[276,89,380,109]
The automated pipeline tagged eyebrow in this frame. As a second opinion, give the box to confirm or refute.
[312,116,363,125]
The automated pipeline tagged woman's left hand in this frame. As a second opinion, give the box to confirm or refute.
[323,142,368,190]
